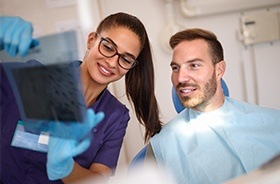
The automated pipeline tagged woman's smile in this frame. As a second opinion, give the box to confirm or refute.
[98,63,114,76]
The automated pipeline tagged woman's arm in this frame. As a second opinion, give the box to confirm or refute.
[62,162,112,183]
[46,109,105,181]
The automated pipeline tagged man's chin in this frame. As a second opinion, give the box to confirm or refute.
[183,98,202,109]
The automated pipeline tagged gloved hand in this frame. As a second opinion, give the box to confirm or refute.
[0,16,39,57]
[46,109,104,181]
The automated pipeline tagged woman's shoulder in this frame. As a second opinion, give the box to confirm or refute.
[92,89,130,122]
[91,89,130,131]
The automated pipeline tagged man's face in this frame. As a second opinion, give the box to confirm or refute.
[170,39,219,112]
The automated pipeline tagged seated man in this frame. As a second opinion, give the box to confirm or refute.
[150,28,280,184]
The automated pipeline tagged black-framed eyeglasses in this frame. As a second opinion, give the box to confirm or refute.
[95,33,138,70]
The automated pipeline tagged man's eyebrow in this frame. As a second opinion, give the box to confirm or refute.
[170,58,204,66]
[170,61,177,66]
[187,58,204,63]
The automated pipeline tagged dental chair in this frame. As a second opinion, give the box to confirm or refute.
[128,79,229,169]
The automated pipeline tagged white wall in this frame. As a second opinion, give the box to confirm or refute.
[1,0,280,178]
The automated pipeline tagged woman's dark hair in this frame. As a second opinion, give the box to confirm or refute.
[169,28,224,65]
[96,12,162,142]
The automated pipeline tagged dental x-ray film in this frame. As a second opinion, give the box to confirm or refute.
[3,62,87,152]
[3,62,86,123]
[1,31,86,152]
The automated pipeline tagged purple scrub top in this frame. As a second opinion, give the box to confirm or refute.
[0,60,129,184]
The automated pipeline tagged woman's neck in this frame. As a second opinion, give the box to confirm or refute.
[79,63,107,107]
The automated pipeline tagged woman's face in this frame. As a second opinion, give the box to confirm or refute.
[83,27,141,86]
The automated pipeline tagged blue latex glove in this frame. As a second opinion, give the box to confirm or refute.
[0,16,39,57]
[46,109,104,181]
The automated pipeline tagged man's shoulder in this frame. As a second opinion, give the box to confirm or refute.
[226,97,280,115]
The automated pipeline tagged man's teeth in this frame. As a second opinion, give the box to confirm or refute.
[181,89,193,93]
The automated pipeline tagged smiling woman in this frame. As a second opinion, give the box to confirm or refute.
[81,27,140,84]
[95,32,138,70]
[0,12,162,184]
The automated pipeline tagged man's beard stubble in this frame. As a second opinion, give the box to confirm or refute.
[180,72,217,110]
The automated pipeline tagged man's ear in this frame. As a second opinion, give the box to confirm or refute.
[216,60,226,79]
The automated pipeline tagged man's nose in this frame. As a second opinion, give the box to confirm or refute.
[177,69,190,83]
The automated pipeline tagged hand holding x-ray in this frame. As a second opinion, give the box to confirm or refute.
[0,16,39,57]
[47,109,104,180]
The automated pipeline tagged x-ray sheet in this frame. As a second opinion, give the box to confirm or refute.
[3,62,87,152]
[3,62,86,123]
[0,30,79,64]
[1,30,87,151]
